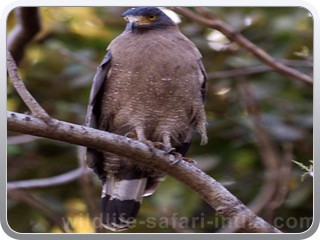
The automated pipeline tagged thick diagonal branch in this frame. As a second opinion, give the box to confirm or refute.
[7,111,281,233]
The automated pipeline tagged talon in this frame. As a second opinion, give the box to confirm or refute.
[141,140,156,149]
[170,152,183,165]
[141,140,159,157]
[165,147,176,154]
[151,142,175,154]
[153,142,164,149]
[172,152,197,165]
[171,158,182,165]
[182,157,197,165]
[124,132,135,138]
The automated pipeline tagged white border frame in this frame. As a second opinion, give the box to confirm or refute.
[1,0,318,239]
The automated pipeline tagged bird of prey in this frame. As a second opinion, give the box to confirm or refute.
[85,7,207,231]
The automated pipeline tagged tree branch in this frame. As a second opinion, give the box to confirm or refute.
[8,189,68,232]
[208,60,313,80]
[7,7,41,65]
[7,51,51,122]
[7,111,281,233]
[7,134,41,145]
[7,166,91,190]
[171,7,313,86]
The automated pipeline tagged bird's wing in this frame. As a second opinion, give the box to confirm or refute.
[198,57,208,103]
[85,51,112,182]
[85,51,112,128]
[174,57,207,154]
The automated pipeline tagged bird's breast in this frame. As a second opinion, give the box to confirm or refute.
[101,30,204,142]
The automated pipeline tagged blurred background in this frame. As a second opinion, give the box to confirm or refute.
[7,7,313,233]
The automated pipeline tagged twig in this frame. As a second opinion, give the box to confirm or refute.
[7,7,41,65]
[171,7,313,86]
[7,51,51,122]
[7,111,281,233]
[208,60,313,80]
[7,167,91,190]
[8,189,68,232]
[7,134,41,145]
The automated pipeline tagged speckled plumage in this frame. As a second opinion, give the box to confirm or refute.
[100,26,207,146]
[85,7,207,231]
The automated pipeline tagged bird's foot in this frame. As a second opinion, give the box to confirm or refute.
[152,141,166,149]
[150,142,175,154]
[139,140,182,161]
[141,140,157,149]
[163,145,176,155]
[181,157,197,165]
[124,131,135,138]
[139,140,161,157]
[170,153,197,165]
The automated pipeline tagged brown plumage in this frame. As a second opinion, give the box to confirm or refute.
[85,7,207,231]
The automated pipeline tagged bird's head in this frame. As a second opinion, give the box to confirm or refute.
[122,7,176,32]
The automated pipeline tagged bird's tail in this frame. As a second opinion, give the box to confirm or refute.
[101,172,147,231]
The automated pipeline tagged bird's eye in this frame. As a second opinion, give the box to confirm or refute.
[124,17,129,22]
[147,15,157,21]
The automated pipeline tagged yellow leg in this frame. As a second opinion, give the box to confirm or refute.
[162,131,175,153]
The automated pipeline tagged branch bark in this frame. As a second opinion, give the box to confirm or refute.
[7,111,281,233]
[7,7,41,65]
[171,7,313,86]
[7,50,51,122]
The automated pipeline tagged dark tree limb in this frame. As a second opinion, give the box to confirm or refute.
[7,111,281,233]
[171,7,313,86]
[7,7,41,65]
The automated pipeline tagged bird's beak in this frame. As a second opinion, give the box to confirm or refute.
[125,15,149,31]
[128,21,135,32]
